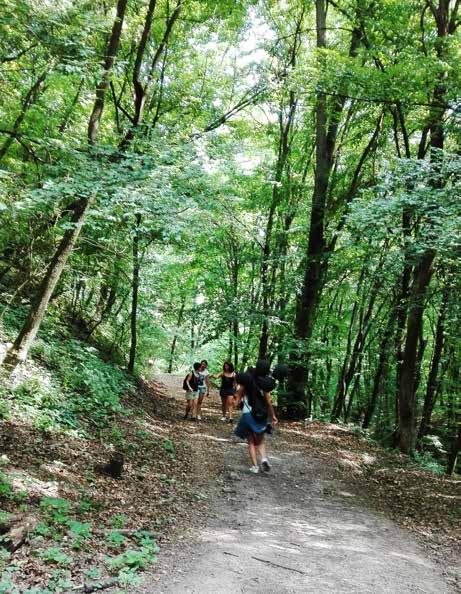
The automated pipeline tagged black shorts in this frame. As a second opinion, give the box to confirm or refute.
[220,390,235,399]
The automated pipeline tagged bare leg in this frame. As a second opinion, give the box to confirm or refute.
[247,433,258,467]
[256,438,267,462]
[226,395,234,419]
[221,397,226,417]
[197,393,205,417]
[190,397,197,419]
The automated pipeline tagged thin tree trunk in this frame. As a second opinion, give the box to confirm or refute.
[58,77,85,133]
[128,213,141,373]
[88,0,128,145]
[362,308,395,429]
[3,196,96,367]
[417,254,449,432]
[0,70,48,161]
[447,424,461,475]
[258,11,303,359]
[168,296,186,373]
[286,0,329,411]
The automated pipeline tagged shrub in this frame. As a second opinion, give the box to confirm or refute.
[412,451,445,475]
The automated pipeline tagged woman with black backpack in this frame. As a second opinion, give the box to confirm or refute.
[234,360,278,474]
[183,362,201,420]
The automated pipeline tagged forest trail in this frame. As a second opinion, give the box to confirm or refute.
[132,375,455,594]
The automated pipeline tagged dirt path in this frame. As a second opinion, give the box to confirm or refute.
[134,374,455,594]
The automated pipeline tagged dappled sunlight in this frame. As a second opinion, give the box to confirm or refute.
[137,418,170,436]
[9,468,60,498]
[40,460,83,485]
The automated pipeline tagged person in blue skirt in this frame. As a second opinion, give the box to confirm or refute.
[234,360,278,474]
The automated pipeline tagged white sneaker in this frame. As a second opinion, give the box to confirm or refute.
[220,416,227,422]
[197,415,202,421]
[249,465,259,474]
[261,458,271,472]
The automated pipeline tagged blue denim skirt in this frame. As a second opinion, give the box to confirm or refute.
[234,412,268,439]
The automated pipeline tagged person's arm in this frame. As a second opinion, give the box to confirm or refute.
[234,384,244,408]
[210,372,223,379]
[265,392,278,425]
[186,372,193,391]
[205,373,210,394]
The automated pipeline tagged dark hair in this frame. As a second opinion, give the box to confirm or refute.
[255,359,270,377]
[223,361,234,373]
[272,364,289,381]
[237,359,275,396]
[201,359,208,366]
[193,362,201,371]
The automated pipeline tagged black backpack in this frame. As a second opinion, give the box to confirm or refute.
[248,384,269,422]
[183,372,198,391]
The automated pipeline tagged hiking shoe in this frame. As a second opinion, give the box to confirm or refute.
[261,458,271,472]
[190,417,197,421]
[197,415,202,421]
[220,416,227,422]
[249,465,259,474]
[183,414,188,420]
[225,417,233,424]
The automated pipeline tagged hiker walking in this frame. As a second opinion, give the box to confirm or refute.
[234,360,278,473]
[196,359,210,421]
[183,362,200,420]
[211,362,236,423]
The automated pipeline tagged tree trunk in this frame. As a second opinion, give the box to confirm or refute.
[398,250,436,453]
[363,309,395,429]
[398,0,452,453]
[167,296,186,373]
[58,77,85,133]
[418,288,448,438]
[128,213,141,373]
[88,0,128,145]
[286,3,363,412]
[286,0,328,410]
[3,196,96,367]
[446,424,460,475]
[0,70,48,161]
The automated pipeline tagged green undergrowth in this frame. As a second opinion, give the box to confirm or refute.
[0,306,133,434]
[0,489,159,593]
[0,307,164,591]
